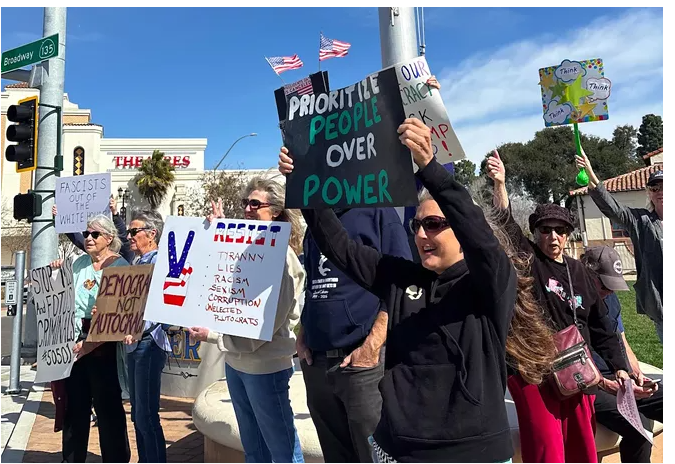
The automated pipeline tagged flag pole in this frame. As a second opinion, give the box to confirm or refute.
[265,57,286,85]
[318,31,322,72]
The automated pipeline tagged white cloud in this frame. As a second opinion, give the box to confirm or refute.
[436,8,663,165]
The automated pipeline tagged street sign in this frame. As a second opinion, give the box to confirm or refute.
[2,34,59,73]
[5,280,18,305]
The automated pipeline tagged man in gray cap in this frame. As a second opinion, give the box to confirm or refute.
[581,246,663,463]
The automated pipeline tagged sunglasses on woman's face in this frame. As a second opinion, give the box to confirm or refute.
[241,198,272,210]
[648,184,663,193]
[537,225,568,236]
[82,231,102,240]
[409,215,450,234]
[128,227,151,237]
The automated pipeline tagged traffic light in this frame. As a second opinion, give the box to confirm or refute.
[13,191,42,222]
[5,95,39,173]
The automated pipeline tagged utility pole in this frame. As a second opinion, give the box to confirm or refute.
[23,7,67,357]
[378,7,418,69]
[378,7,419,224]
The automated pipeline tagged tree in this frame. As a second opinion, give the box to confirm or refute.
[637,114,663,159]
[134,150,176,209]
[479,125,644,206]
[451,159,477,188]
[611,124,639,164]
[1,200,31,264]
[184,170,250,219]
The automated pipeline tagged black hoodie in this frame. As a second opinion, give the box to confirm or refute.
[302,158,517,462]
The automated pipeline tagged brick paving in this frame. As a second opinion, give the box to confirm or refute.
[22,385,203,463]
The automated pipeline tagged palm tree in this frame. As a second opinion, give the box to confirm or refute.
[133,150,176,209]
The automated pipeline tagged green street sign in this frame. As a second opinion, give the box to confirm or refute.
[2,34,59,73]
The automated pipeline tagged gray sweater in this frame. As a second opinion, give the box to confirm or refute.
[589,183,663,325]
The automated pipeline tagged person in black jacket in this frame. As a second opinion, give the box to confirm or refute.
[487,151,631,463]
[279,118,519,463]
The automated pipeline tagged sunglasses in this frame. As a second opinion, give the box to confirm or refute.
[537,225,569,236]
[409,216,450,234]
[648,184,663,193]
[241,198,273,210]
[128,227,151,237]
[82,231,103,240]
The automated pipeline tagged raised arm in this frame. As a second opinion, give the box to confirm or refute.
[404,120,515,311]
[576,147,639,232]
[486,150,534,255]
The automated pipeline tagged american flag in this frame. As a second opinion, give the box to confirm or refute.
[284,77,313,96]
[319,33,351,62]
[266,55,303,75]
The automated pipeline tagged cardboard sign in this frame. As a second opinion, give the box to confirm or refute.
[144,216,291,342]
[87,265,153,342]
[538,58,611,127]
[379,56,465,164]
[29,260,76,383]
[55,173,111,233]
[281,68,418,209]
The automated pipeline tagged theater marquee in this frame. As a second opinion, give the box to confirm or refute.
[105,151,197,170]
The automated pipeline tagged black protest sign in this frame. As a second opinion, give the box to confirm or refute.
[275,71,330,123]
[281,67,418,209]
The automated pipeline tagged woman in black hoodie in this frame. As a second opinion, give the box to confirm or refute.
[279,118,521,463]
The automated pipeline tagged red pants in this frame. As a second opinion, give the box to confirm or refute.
[507,374,597,463]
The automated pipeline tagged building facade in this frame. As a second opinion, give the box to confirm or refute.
[2,83,268,266]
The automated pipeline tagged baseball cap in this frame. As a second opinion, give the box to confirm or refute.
[647,170,663,186]
[580,246,630,291]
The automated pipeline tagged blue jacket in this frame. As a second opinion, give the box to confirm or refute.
[301,207,412,351]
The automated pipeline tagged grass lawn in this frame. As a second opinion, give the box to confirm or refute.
[617,287,663,369]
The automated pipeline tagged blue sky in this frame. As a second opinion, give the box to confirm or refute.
[1,7,663,169]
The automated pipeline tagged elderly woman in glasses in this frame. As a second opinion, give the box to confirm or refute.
[188,176,306,463]
[576,149,663,342]
[122,210,172,463]
[50,215,131,463]
[487,151,630,463]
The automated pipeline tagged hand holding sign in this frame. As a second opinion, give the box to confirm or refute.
[398,118,434,170]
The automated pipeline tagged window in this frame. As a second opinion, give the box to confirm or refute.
[611,219,630,239]
[73,147,85,176]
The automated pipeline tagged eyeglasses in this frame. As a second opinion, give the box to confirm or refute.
[82,231,103,240]
[241,198,273,210]
[537,225,569,236]
[128,227,151,237]
[409,216,450,234]
[648,184,663,193]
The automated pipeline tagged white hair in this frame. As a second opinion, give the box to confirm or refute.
[87,215,121,253]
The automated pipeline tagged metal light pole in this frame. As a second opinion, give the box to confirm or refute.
[213,133,257,171]
[7,251,27,394]
[379,7,419,224]
[117,187,129,221]
[24,7,67,356]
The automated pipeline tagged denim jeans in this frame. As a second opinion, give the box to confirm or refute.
[225,364,304,463]
[128,336,168,463]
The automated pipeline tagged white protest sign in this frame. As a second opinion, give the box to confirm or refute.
[145,216,291,342]
[29,259,76,383]
[373,56,465,165]
[55,173,111,233]
[617,379,654,444]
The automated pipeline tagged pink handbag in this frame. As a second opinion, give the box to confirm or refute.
[548,260,601,399]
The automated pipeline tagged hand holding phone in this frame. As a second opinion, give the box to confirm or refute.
[642,378,661,389]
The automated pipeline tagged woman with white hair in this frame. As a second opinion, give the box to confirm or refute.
[50,215,131,463]
[576,149,663,342]
[188,176,306,463]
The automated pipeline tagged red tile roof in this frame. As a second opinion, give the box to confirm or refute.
[643,147,663,160]
[4,82,32,89]
[570,163,663,196]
